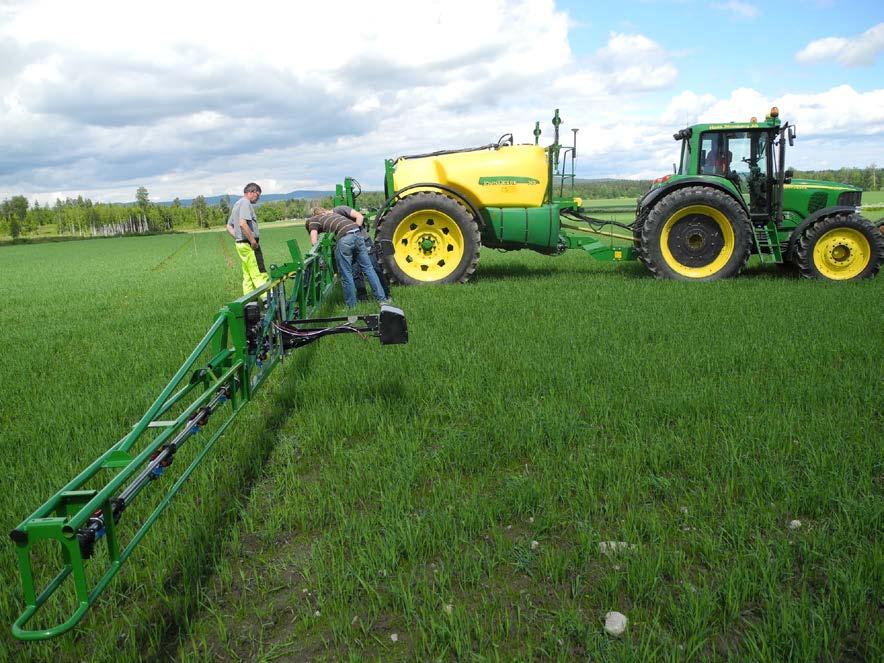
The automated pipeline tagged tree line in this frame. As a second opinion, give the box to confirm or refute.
[0,186,336,240]
[790,164,880,192]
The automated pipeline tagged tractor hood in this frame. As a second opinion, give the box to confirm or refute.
[782,178,863,215]
[785,178,860,193]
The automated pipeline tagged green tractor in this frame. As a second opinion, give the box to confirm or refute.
[637,107,882,281]
[335,108,882,283]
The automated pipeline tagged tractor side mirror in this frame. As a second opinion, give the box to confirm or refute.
[784,168,794,184]
[788,126,796,146]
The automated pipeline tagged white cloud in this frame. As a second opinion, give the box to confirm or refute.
[1,1,681,202]
[0,1,882,202]
[0,0,581,202]
[711,2,760,19]
[796,22,884,67]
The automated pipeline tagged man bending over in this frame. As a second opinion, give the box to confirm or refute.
[306,205,389,308]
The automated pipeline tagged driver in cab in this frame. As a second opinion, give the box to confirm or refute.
[703,144,731,175]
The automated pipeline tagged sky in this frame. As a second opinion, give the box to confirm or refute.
[1,0,882,204]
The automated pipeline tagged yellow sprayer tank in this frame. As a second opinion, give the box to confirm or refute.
[392,144,549,208]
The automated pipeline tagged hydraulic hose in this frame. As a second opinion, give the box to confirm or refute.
[565,209,638,233]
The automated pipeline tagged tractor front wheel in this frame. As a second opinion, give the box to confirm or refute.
[796,213,883,281]
[377,192,480,285]
[640,186,751,280]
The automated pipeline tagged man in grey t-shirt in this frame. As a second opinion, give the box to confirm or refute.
[226,182,269,296]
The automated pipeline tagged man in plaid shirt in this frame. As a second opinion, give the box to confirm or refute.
[306,205,389,308]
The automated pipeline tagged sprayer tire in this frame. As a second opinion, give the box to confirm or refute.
[640,186,751,280]
[377,192,481,285]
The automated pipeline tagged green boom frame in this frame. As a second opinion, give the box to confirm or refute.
[8,233,392,641]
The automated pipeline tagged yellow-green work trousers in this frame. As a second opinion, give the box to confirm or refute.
[235,242,269,296]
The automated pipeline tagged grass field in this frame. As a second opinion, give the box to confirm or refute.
[862,190,884,217]
[1,224,882,661]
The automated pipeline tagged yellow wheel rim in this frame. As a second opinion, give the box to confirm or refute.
[392,209,465,282]
[812,228,870,280]
[660,204,735,278]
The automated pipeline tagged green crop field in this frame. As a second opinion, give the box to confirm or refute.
[1,226,881,661]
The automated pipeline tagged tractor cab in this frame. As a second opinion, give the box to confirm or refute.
[666,109,787,223]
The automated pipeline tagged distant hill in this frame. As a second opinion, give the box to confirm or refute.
[135,190,335,207]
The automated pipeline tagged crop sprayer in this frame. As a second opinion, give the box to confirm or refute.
[8,235,407,641]
[337,108,882,284]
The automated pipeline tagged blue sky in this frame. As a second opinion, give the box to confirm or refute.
[563,1,883,94]
[0,0,882,203]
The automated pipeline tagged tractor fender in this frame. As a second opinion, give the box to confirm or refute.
[638,178,749,218]
[784,206,859,260]
[375,183,485,232]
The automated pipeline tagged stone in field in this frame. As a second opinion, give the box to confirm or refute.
[390,633,399,643]
[604,611,628,637]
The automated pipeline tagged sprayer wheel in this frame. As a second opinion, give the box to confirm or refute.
[377,192,480,285]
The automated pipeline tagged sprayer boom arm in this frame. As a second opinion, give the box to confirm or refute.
[9,235,406,641]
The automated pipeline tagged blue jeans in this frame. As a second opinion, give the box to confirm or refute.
[354,247,390,300]
[335,232,386,307]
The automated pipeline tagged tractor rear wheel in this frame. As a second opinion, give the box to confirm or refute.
[377,192,480,285]
[640,186,751,280]
[796,213,883,281]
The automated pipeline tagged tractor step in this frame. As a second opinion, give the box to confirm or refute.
[752,223,781,263]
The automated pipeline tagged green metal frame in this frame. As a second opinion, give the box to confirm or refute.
[10,235,337,641]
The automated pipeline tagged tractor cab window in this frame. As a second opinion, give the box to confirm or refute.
[700,130,770,214]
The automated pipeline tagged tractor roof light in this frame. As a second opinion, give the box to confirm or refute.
[768,106,779,119]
